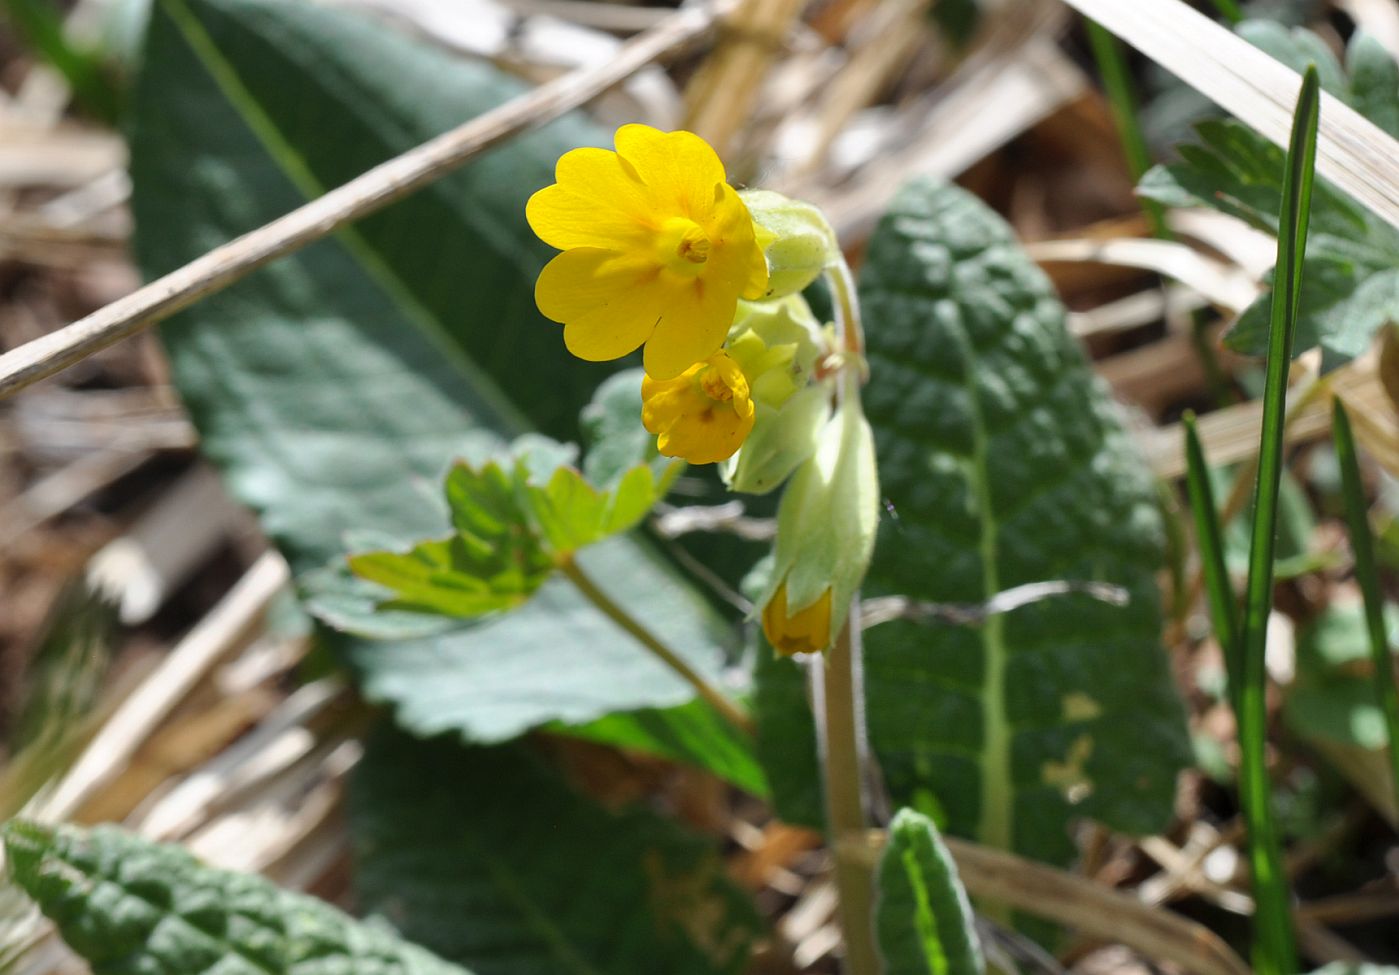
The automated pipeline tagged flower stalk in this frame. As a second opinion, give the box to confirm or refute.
[560,557,755,737]
[813,609,880,975]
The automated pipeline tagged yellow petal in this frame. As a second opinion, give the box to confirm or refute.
[710,184,769,300]
[526,184,651,253]
[740,229,771,300]
[558,145,659,213]
[535,249,663,362]
[642,278,736,380]
[657,405,752,464]
[640,353,755,464]
[615,124,726,220]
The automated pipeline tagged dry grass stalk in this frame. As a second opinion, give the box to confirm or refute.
[27,552,289,823]
[1027,236,1260,313]
[843,831,1253,975]
[685,0,808,154]
[0,0,732,400]
[1146,361,1389,479]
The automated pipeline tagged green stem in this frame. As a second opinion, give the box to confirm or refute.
[1331,400,1399,814]
[1085,19,1166,237]
[1086,19,1233,404]
[1236,67,1319,975]
[826,258,865,362]
[1183,412,1242,716]
[561,559,755,737]
[814,610,879,975]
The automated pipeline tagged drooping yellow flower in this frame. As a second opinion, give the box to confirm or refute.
[762,584,833,656]
[526,124,769,380]
[641,351,755,464]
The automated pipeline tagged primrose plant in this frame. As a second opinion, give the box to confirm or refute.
[351,122,886,967]
[356,123,879,663]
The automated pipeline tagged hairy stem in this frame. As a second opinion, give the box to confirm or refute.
[561,558,755,736]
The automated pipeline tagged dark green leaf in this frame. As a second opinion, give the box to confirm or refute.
[758,182,1190,868]
[2,820,469,975]
[350,729,760,975]
[1348,34,1399,139]
[876,809,984,975]
[132,0,738,743]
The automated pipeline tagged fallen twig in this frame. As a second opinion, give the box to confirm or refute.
[0,0,731,399]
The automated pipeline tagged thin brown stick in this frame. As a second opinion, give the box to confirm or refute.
[0,0,731,400]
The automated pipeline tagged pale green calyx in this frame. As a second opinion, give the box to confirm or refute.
[740,189,841,300]
[724,384,831,495]
[756,373,880,642]
[727,293,825,409]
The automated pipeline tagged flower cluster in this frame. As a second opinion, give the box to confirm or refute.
[528,124,877,655]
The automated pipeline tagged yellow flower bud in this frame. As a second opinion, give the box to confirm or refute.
[740,189,841,300]
[641,351,755,465]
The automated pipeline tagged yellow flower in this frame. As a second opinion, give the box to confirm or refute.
[641,351,755,464]
[526,124,769,380]
[762,584,833,656]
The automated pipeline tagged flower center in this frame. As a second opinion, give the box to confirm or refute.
[657,217,712,275]
[699,366,734,403]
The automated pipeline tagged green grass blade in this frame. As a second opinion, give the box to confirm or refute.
[1331,399,1399,814]
[1208,0,1243,25]
[1183,412,1241,713]
[1237,65,1321,975]
[1085,19,1167,237]
[1086,17,1234,403]
[1,0,119,122]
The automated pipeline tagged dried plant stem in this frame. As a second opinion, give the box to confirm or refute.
[941,837,1252,975]
[684,0,806,155]
[0,0,731,400]
[812,610,879,975]
[560,559,755,737]
[1084,16,1231,401]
